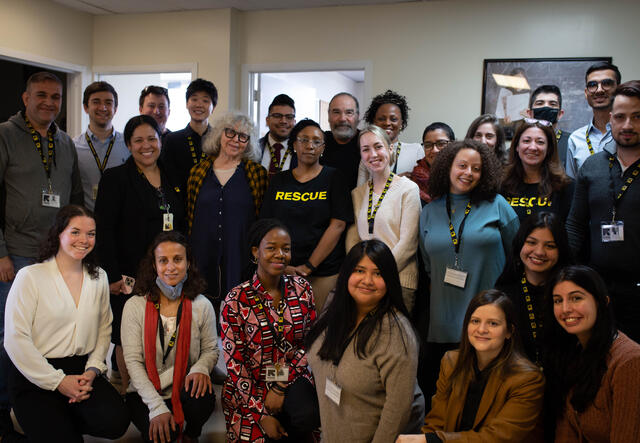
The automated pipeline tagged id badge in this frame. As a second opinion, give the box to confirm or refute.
[601,221,624,242]
[41,192,60,208]
[325,377,342,406]
[122,275,136,295]
[92,184,99,200]
[444,267,468,288]
[163,213,174,231]
[265,364,289,382]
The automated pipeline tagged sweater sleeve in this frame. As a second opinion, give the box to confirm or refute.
[85,270,112,374]
[345,188,363,253]
[565,167,591,263]
[94,169,123,283]
[497,197,520,260]
[371,317,419,443]
[0,131,10,257]
[418,207,432,277]
[188,296,219,376]
[390,180,421,272]
[435,369,545,443]
[4,269,65,391]
[121,297,171,420]
[422,353,452,433]
[610,352,640,441]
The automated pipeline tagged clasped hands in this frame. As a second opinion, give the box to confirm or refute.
[56,370,97,403]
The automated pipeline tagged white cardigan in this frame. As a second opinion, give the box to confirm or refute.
[4,259,112,391]
[346,174,421,289]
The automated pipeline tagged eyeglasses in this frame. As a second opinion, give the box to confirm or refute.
[296,137,324,148]
[422,140,450,150]
[523,118,553,127]
[269,113,295,121]
[586,79,616,93]
[224,128,250,143]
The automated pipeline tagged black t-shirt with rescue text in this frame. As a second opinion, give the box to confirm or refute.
[502,181,575,223]
[260,166,353,276]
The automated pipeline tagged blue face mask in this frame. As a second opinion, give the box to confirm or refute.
[155,273,188,300]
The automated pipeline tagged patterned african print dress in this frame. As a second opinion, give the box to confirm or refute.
[220,273,316,442]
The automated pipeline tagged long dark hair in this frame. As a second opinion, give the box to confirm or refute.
[38,204,100,279]
[502,120,571,199]
[496,212,573,286]
[544,265,616,414]
[134,231,206,302]
[306,239,411,362]
[465,114,507,163]
[448,290,532,397]
[428,139,502,204]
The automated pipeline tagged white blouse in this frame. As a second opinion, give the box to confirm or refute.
[4,259,112,391]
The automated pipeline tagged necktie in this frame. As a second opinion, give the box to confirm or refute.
[269,143,283,175]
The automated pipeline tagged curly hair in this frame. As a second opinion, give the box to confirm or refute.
[133,231,207,303]
[465,114,507,164]
[364,90,410,131]
[201,111,259,162]
[428,139,502,203]
[38,205,100,279]
[502,121,571,198]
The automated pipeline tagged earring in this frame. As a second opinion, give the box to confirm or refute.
[251,256,258,265]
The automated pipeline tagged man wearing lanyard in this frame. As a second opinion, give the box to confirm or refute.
[259,94,297,178]
[566,62,621,178]
[73,81,129,210]
[161,78,217,192]
[0,71,83,440]
[526,84,570,169]
[566,80,640,343]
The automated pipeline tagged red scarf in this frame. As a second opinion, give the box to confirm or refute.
[144,295,192,430]
[411,158,432,203]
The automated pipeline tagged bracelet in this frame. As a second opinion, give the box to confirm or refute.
[270,385,285,395]
[304,260,317,273]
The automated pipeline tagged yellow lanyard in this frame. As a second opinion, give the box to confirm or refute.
[85,132,115,175]
[267,140,290,172]
[585,128,595,156]
[187,135,207,165]
[367,173,394,234]
[25,116,54,180]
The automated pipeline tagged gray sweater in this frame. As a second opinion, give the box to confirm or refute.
[0,112,83,258]
[121,294,219,420]
[308,313,419,443]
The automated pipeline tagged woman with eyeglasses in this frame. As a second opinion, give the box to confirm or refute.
[187,112,268,317]
[260,119,353,312]
[410,122,455,206]
[357,90,425,185]
[500,120,574,223]
[95,114,186,393]
[465,114,507,164]
[347,125,421,312]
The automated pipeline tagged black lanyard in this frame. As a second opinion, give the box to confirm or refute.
[521,274,541,365]
[187,135,207,165]
[607,154,640,222]
[446,194,472,254]
[555,129,562,142]
[267,140,290,172]
[156,300,183,365]
[85,132,115,175]
[250,277,289,355]
[585,128,596,156]
[392,142,402,174]
[367,173,394,234]
[25,116,55,181]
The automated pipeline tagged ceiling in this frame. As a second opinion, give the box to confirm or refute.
[53,0,423,15]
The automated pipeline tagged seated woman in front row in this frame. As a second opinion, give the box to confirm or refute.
[122,231,218,443]
[397,290,544,443]
[4,205,129,442]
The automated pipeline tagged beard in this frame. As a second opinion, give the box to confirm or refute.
[614,131,640,149]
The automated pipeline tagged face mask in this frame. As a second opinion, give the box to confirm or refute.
[532,106,559,124]
[155,273,188,300]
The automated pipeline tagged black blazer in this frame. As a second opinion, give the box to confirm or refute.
[94,156,185,283]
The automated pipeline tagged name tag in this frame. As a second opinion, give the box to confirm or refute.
[601,221,624,242]
[265,364,289,382]
[325,377,342,406]
[444,267,468,288]
[163,213,174,231]
[41,192,60,208]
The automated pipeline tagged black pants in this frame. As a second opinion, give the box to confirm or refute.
[126,385,216,442]
[266,377,320,443]
[8,355,130,443]
[422,342,458,411]
[606,278,640,343]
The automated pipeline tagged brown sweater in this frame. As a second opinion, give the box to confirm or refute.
[555,332,640,442]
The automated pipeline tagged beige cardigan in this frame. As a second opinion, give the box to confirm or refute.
[346,174,421,289]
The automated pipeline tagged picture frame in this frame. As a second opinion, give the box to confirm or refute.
[481,57,613,139]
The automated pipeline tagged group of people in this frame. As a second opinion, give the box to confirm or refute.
[0,59,637,443]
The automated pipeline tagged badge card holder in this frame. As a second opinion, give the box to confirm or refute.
[265,363,290,382]
[325,377,342,406]
[41,183,60,208]
[444,256,467,288]
[601,220,624,242]
[163,213,174,231]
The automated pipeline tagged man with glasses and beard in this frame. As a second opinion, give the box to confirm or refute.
[566,62,621,178]
[566,80,640,343]
[320,92,361,189]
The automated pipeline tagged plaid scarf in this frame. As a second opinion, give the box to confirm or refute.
[186,156,268,233]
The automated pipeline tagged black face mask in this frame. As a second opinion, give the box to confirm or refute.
[532,106,559,124]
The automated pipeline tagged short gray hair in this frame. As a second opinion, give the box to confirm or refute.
[202,111,259,161]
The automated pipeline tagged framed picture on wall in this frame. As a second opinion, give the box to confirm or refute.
[481,57,612,139]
